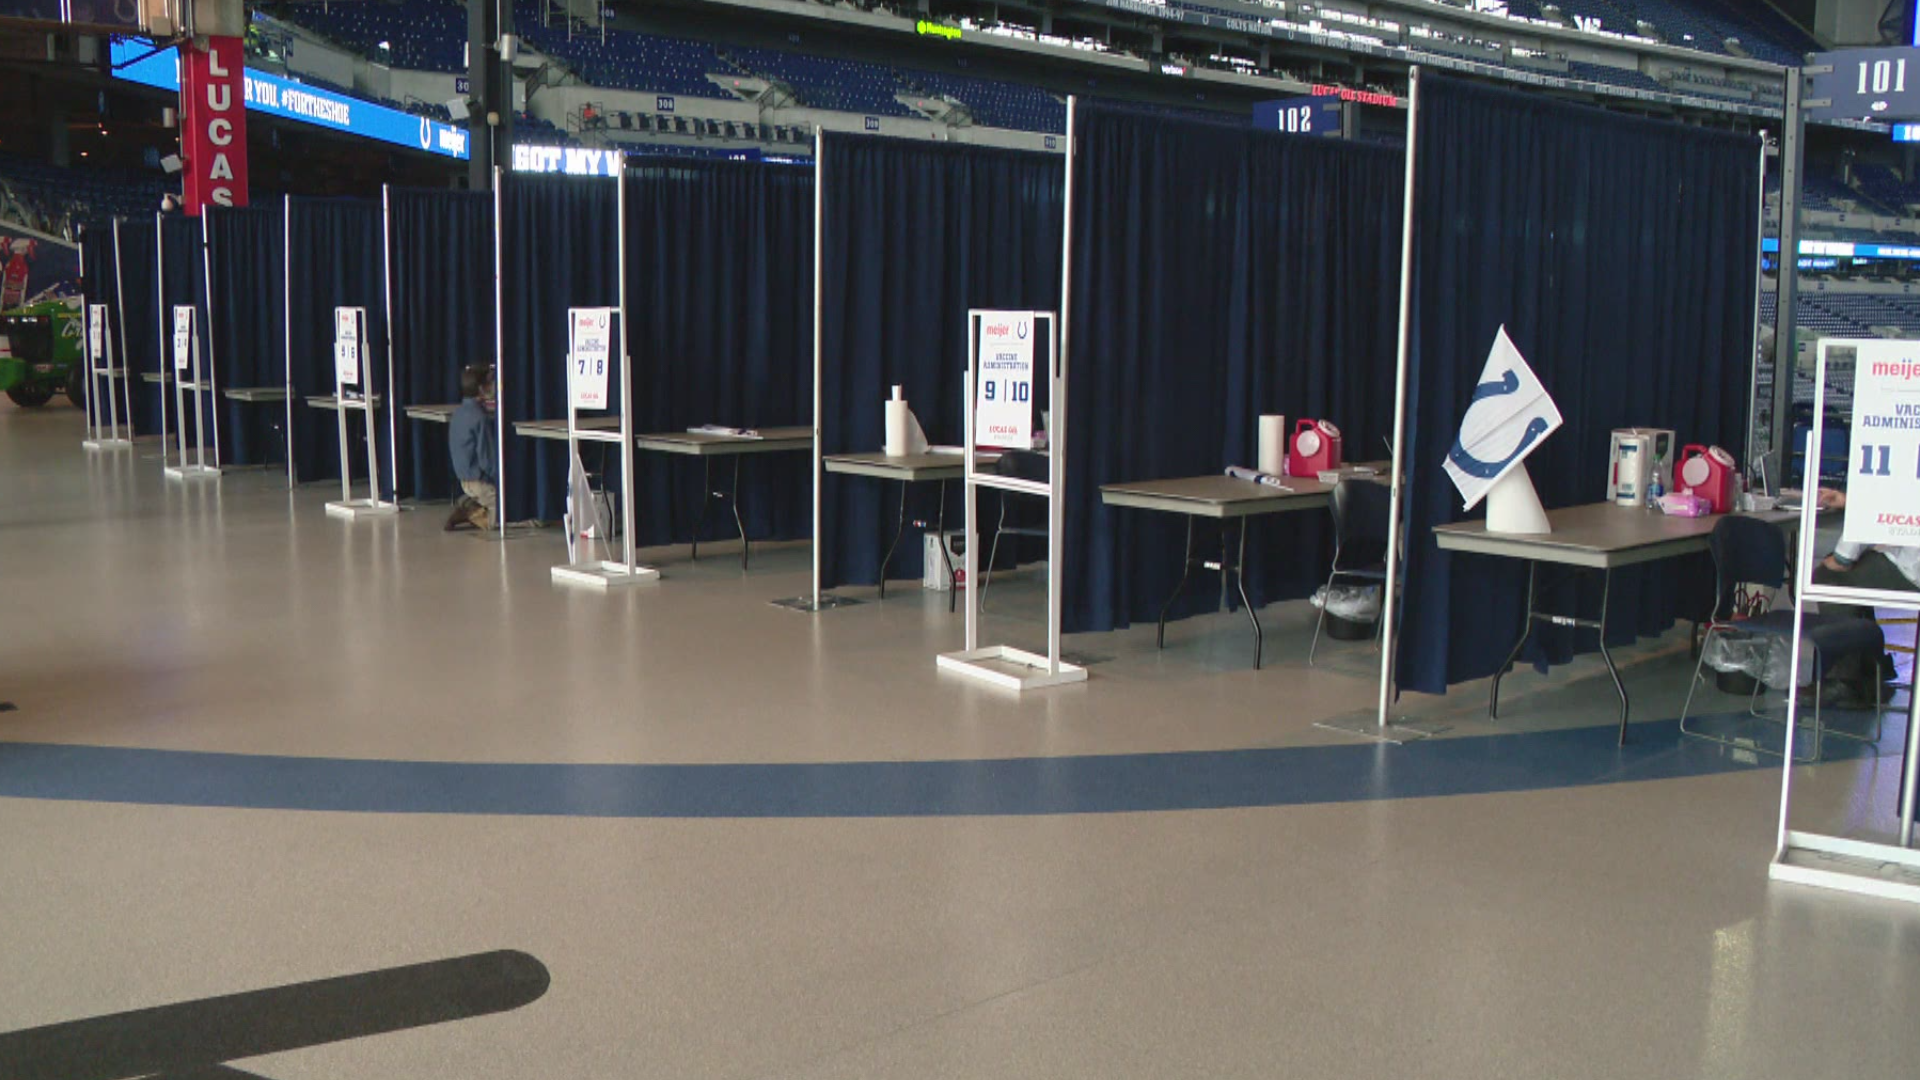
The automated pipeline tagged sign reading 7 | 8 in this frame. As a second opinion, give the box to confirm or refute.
[1841,340,1920,548]
[569,308,613,411]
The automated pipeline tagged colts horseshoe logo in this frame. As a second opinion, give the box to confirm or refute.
[1447,368,1550,480]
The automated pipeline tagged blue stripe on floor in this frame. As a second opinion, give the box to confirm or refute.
[0,718,1817,818]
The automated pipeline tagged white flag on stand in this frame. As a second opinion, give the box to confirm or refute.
[1443,326,1562,511]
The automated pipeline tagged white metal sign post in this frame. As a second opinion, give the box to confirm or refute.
[165,304,218,480]
[552,304,655,589]
[936,309,1086,692]
[324,306,397,519]
[82,302,131,449]
[1772,338,1920,906]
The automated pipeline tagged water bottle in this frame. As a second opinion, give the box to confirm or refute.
[1646,471,1665,510]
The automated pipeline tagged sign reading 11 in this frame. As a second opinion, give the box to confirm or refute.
[1859,443,1920,476]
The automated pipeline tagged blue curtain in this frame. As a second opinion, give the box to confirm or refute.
[497,173,620,523]
[625,159,814,548]
[202,205,285,466]
[108,217,163,437]
[78,223,119,425]
[389,188,494,500]
[818,135,1065,589]
[1395,76,1760,696]
[285,197,391,494]
[1062,104,1406,634]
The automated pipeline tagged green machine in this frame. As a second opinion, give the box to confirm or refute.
[0,297,85,407]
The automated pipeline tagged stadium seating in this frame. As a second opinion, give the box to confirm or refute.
[280,0,467,74]
[723,46,917,117]
[0,154,174,234]
[905,72,1065,134]
[1564,61,1666,95]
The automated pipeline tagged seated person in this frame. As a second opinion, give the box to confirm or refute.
[447,365,498,531]
[1810,487,1914,704]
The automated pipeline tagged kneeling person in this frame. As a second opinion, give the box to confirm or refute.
[448,365,498,531]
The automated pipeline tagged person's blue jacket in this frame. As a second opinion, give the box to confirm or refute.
[449,397,497,485]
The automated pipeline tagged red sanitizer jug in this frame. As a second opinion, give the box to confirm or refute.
[1676,444,1737,514]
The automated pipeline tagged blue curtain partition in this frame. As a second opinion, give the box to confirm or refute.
[201,205,285,467]
[1394,76,1760,696]
[1062,104,1406,634]
[108,217,163,438]
[284,197,391,494]
[388,188,494,501]
[78,222,119,424]
[497,173,620,524]
[625,158,814,549]
[817,134,1066,590]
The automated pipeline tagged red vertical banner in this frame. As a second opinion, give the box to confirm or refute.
[178,36,249,214]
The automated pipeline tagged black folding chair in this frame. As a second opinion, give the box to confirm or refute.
[1679,515,1886,762]
[1308,479,1392,665]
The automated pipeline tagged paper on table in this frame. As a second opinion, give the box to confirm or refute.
[1443,326,1562,511]
[687,424,762,439]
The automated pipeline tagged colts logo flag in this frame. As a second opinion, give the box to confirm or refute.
[1443,325,1562,511]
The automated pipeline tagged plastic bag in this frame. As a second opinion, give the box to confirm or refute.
[1310,584,1381,621]
[1702,628,1811,689]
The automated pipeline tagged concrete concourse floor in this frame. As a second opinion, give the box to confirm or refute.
[1,398,1917,1078]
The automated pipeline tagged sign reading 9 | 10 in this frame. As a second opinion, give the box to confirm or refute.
[1842,340,1920,549]
[974,313,1036,451]
[570,308,612,410]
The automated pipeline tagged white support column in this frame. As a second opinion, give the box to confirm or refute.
[774,130,858,612]
[283,195,296,489]
[1320,67,1440,744]
[199,211,223,469]
[155,211,172,472]
[382,184,400,503]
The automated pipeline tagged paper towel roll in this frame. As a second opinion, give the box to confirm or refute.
[1258,414,1287,477]
[885,386,911,457]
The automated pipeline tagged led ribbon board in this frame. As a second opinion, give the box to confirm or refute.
[110,37,470,161]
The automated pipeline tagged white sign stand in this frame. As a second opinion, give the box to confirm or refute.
[165,304,219,480]
[551,305,656,589]
[324,306,398,519]
[936,309,1086,692]
[82,302,132,449]
[1771,338,1920,906]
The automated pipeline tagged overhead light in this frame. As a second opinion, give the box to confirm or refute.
[378,41,392,51]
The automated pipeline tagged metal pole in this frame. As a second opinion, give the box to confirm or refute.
[111,219,130,443]
[616,153,636,571]
[200,212,221,469]
[963,317,978,654]
[79,237,95,441]
[1745,139,1769,481]
[157,211,174,470]
[284,195,296,489]
[1376,66,1422,731]
[493,165,507,530]
[382,184,399,504]
[1050,97,1076,675]
[337,308,352,504]
[1770,71,1804,488]
[810,129,825,607]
